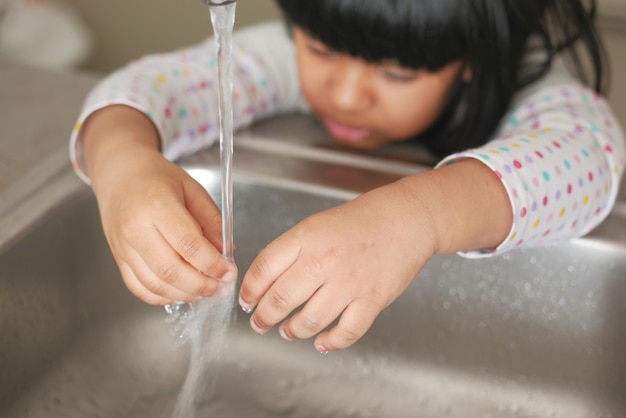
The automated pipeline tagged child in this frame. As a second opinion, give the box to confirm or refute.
[70,0,625,354]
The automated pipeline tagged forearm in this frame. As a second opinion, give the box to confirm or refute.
[397,159,513,256]
[432,84,625,257]
[81,105,161,193]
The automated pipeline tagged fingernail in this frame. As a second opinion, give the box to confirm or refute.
[238,296,253,314]
[249,318,267,335]
[316,345,329,355]
[279,327,294,341]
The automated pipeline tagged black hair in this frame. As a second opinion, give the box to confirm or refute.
[275,0,606,157]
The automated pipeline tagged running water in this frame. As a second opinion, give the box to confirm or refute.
[168,1,237,417]
[212,0,237,263]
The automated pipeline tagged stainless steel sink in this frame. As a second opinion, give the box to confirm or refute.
[1,117,626,417]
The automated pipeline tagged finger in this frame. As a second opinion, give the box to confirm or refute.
[248,270,324,335]
[313,300,381,352]
[278,284,352,341]
[154,195,234,282]
[132,227,223,297]
[239,238,302,311]
[183,177,225,252]
[117,259,180,305]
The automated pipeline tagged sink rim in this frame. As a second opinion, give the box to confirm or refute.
[3,139,626,254]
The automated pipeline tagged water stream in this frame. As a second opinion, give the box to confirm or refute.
[168,2,237,417]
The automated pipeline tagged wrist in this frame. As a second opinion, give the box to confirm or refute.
[81,105,161,182]
[362,180,440,261]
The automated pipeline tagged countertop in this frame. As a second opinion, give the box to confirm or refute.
[0,58,100,192]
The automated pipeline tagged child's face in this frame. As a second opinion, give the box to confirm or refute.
[293,27,465,149]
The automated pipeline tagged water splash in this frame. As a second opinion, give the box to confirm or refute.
[169,291,236,418]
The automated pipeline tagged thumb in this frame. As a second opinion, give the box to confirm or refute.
[183,176,226,253]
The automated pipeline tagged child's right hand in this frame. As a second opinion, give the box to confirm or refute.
[81,106,237,305]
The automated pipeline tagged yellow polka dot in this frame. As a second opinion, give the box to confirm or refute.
[509,232,518,241]
[542,127,552,133]
[182,68,190,76]
[73,121,82,132]
[605,183,610,193]
[533,220,540,229]
[156,74,166,83]
[559,208,566,218]
[489,149,500,154]
[528,134,538,139]
[510,143,521,148]
[583,195,590,205]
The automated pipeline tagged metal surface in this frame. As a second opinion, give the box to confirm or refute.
[1,118,626,417]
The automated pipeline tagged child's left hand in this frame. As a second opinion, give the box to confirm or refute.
[238,181,438,352]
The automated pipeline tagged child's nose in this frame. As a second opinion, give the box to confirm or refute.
[328,61,373,112]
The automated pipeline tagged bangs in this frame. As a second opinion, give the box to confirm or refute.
[276,0,476,70]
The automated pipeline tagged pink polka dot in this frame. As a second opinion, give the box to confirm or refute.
[513,160,522,169]
[543,196,549,206]
[520,207,527,218]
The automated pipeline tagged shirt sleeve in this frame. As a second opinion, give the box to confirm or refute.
[437,80,626,258]
[69,21,305,184]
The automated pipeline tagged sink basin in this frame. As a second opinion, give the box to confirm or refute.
[2,123,626,417]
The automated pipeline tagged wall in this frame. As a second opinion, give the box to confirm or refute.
[69,0,625,126]
[603,28,626,129]
[66,0,280,73]
[597,0,626,127]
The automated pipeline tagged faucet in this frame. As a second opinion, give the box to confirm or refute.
[203,0,236,5]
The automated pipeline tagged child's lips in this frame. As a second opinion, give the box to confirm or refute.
[323,119,372,143]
